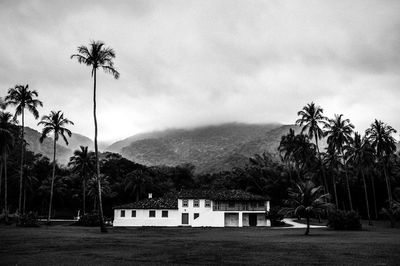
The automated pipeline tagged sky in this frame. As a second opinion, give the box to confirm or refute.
[1,0,400,142]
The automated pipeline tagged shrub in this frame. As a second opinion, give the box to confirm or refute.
[266,207,285,227]
[17,212,40,227]
[328,210,361,230]
[381,200,400,227]
[72,213,100,227]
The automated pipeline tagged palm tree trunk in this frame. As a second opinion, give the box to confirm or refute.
[23,182,26,214]
[93,68,106,233]
[383,163,393,204]
[47,137,57,223]
[305,214,310,235]
[331,170,339,209]
[315,133,329,194]
[4,154,9,223]
[344,167,353,211]
[18,110,25,214]
[370,173,378,220]
[0,162,3,207]
[361,169,372,225]
[83,178,86,215]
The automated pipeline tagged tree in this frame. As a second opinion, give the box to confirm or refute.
[71,41,120,232]
[69,146,95,215]
[0,112,15,223]
[280,180,333,235]
[124,169,151,202]
[5,84,42,214]
[296,102,328,191]
[366,120,397,206]
[296,102,326,154]
[38,111,73,223]
[324,114,354,210]
[344,133,375,224]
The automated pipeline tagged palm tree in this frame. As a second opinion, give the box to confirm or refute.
[0,112,15,223]
[71,41,119,232]
[296,102,328,191]
[124,169,151,202]
[5,84,42,214]
[324,114,355,210]
[345,133,375,224]
[69,146,95,215]
[366,120,397,205]
[38,111,73,223]
[296,102,327,154]
[280,180,333,235]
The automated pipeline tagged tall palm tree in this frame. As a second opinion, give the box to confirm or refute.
[345,133,375,224]
[5,84,42,214]
[71,41,119,232]
[296,102,328,191]
[69,146,95,215]
[366,120,397,205]
[296,102,327,154]
[0,111,15,223]
[38,111,73,223]
[324,114,354,210]
[280,180,333,235]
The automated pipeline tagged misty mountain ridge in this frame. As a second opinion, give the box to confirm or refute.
[24,127,94,165]
[106,122,300,173]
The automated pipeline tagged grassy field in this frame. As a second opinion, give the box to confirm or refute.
[1,221,399,265]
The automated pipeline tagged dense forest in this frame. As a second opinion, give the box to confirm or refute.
[1,91,400,227]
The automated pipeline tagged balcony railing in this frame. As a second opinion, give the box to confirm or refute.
[212,206,267,211]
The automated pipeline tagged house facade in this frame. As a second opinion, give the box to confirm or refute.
[113,190,270,227]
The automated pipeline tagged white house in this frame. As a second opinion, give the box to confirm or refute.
[113,190,270,227]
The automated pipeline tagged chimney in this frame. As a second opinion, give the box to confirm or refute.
[148,193,152,199]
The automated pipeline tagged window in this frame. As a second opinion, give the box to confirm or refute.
[131,210,136,217]
[205,200,211,207]
[194,213,199,219]
[162,211,168,218]
[193,199,199,207]
[149,210,156,217]
[120,210,125,217]
[228,202,235,208]
[182,199,188,207]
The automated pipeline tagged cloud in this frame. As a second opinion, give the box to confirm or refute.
[1,0,400,141]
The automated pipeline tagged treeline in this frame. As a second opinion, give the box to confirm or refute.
[279,102,400,224]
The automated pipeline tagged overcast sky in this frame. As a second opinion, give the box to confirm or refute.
[1,0,399,142]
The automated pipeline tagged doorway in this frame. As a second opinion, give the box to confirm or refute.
[249,213,257,226]
[182,213,189,225]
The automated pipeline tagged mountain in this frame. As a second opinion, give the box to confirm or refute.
[24,127,94,165]
[106,123,298,173]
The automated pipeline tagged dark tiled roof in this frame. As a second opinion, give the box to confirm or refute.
[113,197,178,210]
[113,189,269,209]
[178,189,269,201]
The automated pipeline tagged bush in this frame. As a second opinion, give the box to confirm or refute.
[72,213,100,227]
[328,210,362,230]
[17,212,40,227]
[266,207,285,227]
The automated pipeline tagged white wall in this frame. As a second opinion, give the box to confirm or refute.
[113,209,179,227]
[113,200,271,227]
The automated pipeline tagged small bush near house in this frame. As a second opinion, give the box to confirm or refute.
[266,207,285,227]
[328,210,362,230]
[72,213,100,227]
[17,212,40,227]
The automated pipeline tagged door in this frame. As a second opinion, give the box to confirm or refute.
[182,213,189,225]
[249,213,257,226]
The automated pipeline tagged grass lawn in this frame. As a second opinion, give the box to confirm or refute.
[1,221,400,265]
